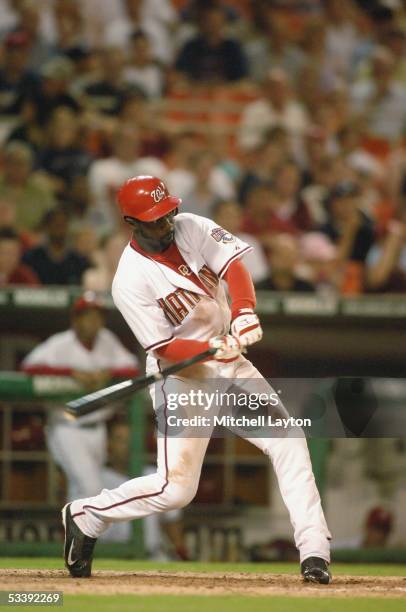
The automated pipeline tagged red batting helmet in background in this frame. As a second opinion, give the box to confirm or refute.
[72,291,105,315]
[117,176,181,222]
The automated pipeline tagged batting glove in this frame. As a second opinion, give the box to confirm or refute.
[231,309,263,347]
[209,334,241,362]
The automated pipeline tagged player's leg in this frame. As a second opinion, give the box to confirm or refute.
[141,465,188,559]
[230,359,331,570]
[69,376,213,539]
[47,424,105,499]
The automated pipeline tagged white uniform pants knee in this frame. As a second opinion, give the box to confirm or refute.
[70,433,210,538]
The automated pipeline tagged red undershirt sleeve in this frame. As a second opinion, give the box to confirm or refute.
[223,259,256,318]
[156,338,211,362]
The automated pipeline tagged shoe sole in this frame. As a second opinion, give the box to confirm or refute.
[303,572,331,585]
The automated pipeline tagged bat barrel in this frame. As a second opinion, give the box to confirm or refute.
[65,379,135,417]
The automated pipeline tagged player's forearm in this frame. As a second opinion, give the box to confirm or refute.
[223,259,256,317]
[156,338,211,362]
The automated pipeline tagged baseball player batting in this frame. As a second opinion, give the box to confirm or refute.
[62,175,332,583]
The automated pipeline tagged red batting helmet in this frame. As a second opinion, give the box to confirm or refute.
[72,291,105,315]
[117,176,181,222]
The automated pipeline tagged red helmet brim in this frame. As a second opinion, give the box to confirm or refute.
[133,196,181,222]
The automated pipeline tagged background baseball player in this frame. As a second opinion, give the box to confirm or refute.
[21,293,139,507]
[62,176,332,583]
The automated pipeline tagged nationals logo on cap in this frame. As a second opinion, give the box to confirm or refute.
[151,185,166,204]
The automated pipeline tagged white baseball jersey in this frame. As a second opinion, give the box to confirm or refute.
[112,213,252,371]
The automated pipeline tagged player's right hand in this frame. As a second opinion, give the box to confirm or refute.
[209,335,241,362]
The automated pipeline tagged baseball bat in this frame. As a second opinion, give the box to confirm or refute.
[65,348,217,418]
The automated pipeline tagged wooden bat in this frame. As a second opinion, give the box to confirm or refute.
[65,348,216,418]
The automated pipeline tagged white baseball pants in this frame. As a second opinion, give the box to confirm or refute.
[70,358,331,563]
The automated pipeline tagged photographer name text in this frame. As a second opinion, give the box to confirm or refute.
[167,415,311,429]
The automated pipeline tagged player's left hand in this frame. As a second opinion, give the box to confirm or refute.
[231,309,263,347]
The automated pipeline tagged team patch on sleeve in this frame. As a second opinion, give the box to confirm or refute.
[210,227,235,243]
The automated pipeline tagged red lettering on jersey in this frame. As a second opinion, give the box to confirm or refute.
[198,265,219,289]
[158,289,201,325]
[167,293,189,322]
[157,297,179,325]
[180,289,200,307]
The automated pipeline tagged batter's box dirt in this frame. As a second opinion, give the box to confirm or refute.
[0,570,405,598]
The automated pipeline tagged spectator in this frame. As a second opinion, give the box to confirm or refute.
[71,225,101,266]
[244,10,305,83]
[164,131,204,199]
[0,141,55,234]
[22,206,91,285]
[80,46,135,117]
[238,126,291,204]
[0,227,40,286]
[320,181,375,294]
[301,154,355,226]
[181,149,236,217]
[118,90,170,159]
[299,231,339,294]
[175,3,248,83]
[66,48,100,92]
[337,122,383,177]
[238,68,308,152]
[0,197,35,250]
[320,181,375,263]
[312,83,352,145]
[104,0,175,65]
[8,0,53,70]
[82,233,129,292]
[211,199,268,284]
[52,0,88,58]
[294,19,332,108]
[366,219,406,292]
[301,127,329,186]
[241,184,276,242]
[36,107,93,197]
[350,46,406,143]
[324,0,360,79]
[123,30,165,99]
[26,56,80,126]
[382,27,406,84]
[269,159,313,233]
[256,233,315,292]
[87,123,166,234]
[0,31,39,118]
[6,94,45,155]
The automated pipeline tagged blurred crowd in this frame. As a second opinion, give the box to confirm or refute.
[0,0,406,295]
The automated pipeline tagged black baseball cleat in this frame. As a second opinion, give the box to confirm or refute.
[301,556,332,584]
[62,503,97,578]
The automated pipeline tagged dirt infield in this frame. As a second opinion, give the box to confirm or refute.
[1,569,405,598]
